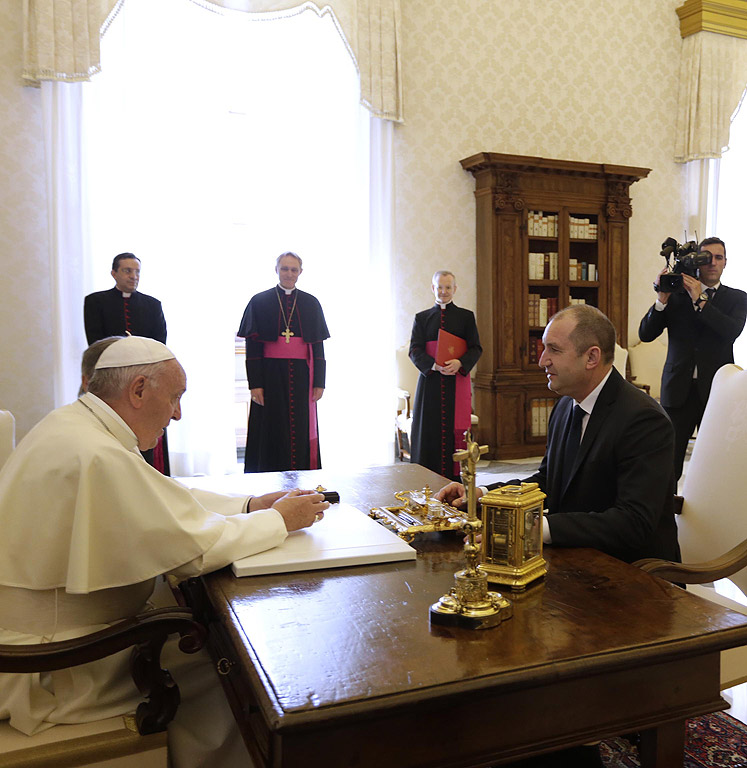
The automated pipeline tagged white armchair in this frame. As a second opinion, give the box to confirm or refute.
[635,364,747,688]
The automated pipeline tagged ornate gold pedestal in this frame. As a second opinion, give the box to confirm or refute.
[429,434,513,630]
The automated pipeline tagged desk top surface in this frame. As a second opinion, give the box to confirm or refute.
[189,464,747,725]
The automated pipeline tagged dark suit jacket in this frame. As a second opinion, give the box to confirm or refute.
[84,288,167,345]
[489,368,679,564]
[638,284,747,408]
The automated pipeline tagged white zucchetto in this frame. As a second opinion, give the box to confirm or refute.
[94,336,176,370]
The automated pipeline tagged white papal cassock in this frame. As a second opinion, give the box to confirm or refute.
[0,392,288,766]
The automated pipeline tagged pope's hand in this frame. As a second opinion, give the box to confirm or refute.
[248,490,287,512]
[272,489,329,531]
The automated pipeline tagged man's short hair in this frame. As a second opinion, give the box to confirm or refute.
[79,337,125,396]
[275,251,303,269]
[432,270,456,284]
[87,360,171,401]
[112,252,140,271]
[699,237,726,257]
[552,304,616,365]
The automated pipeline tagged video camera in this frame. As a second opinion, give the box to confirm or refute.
[658,237,713,292]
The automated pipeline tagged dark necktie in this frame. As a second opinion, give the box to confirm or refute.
[561,404,584,488]
[706,287,716,300]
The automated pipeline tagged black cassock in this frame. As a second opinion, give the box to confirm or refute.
[83,287,169,474]
[83,288,167,345]
[409,303,482,480]
[238,287,330,473]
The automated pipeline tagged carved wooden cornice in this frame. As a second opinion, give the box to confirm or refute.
[606,179,634,219]
[492,171,525,211]
[677,0,747,39]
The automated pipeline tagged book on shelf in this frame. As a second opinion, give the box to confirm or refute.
[538,398,548,435]
[531,400,540,436]
[588,263,596,281]
[529,397,556,437]
[528,251,559,280]
[569,216,597,240]
[547,297,558,320]
[527,336,544,365]
[528,210,558,237]
[538,298,548,327]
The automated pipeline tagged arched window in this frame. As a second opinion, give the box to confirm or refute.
[82,0,394,473]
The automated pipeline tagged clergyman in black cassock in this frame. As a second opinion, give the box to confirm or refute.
[409,271,482,480]
[83,252,170,474]
[237,253,330,473]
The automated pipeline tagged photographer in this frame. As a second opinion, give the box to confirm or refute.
[639,237,747,481]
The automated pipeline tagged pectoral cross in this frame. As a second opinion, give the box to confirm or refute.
[281,328,294,343]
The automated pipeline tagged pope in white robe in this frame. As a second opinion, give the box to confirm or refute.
[0,336,329,767]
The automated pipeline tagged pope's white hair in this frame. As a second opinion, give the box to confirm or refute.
[87,361,172,401]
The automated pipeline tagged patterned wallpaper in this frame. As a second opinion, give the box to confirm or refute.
[393,0,687,354]
[0,2,52,439]
[0,0,688,439]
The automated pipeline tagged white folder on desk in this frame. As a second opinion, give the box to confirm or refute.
[232,503,416,577]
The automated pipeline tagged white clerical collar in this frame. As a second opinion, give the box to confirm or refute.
[77,392,141,454]
[120,291,132,298]
[576,367,613,418]
[435,300,452,309]
[277,284,296,296]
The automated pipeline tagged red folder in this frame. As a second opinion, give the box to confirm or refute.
[435,329,467,366]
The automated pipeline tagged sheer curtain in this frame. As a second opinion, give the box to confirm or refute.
[705,98,747,369]
[76,0,394,474]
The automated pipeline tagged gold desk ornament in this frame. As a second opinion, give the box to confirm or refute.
[477,482,547,591]
[429,433,512,630]
[368,484,468,542]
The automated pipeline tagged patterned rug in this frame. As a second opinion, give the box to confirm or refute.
[600,712,747,767]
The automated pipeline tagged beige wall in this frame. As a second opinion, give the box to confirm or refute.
[0,2,53,438]
[393,0,687,357]
[0,0,686,439]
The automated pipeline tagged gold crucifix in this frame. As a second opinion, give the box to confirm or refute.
[453,431,489,532]
[281,328,294,343]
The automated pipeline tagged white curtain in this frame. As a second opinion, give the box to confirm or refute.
[704,104,747,369]
[41,80,93,407]
[73,0,394,474]
[675,31,747,163]
[24,0,404,123]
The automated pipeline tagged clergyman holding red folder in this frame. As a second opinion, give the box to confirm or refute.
[408,270,482,479]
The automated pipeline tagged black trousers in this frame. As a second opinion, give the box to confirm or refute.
[663,380,706,482]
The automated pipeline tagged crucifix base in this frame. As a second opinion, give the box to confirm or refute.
[429,569,512,630]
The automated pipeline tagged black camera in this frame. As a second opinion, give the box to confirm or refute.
[658,237,713,292]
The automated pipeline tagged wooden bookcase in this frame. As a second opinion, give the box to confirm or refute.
[460,152,650,459]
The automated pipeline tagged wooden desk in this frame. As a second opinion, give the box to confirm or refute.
[181,464,747,768]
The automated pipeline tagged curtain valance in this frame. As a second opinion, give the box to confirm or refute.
[23,0,403,122]
[674,30,747,162]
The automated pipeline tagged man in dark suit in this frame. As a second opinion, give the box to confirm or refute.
[437,304,679,565]
[639,237,747,480]
[84,253,169,473]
